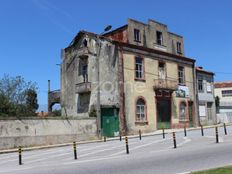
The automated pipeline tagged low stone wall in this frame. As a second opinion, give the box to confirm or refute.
[0,118,97,150]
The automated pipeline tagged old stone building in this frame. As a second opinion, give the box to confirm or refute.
[58,18,199,136]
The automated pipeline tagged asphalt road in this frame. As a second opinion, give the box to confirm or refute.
[0,125,232,174]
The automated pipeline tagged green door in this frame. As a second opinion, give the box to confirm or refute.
[101,108,119,137]
[157,99,171,129]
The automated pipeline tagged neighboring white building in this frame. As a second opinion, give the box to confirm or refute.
[196,67,216,125]
[214,82,232,113]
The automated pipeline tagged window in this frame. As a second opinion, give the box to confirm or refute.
[178,66,185,85]
[206,82,212,93]
[222,90,232,97]
[177,42,182,54]
[79,59,88,82]
[134,29,140,42]
[198,79,203,92]
[179,102,186,121]
[158,62,166,79]
[136,98,146,122]
[156,31,163,45]
[135,57,144,79]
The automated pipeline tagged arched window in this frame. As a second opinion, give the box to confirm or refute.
[179,102,186,121]
[136,98,147,122]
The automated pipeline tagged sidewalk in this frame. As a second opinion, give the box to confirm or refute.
[0,123,230,154]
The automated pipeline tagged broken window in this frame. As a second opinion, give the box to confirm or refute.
[134,29,141,42]
[158,62,166,79]
[178,66,185,85]
[156,31,163,45]
[177,42,182,54]
[136,98,147,122]
[77,93,90,113]
[135,57,144,79]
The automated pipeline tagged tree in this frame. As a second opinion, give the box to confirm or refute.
[0,74,38,117]
[26,89,39,115]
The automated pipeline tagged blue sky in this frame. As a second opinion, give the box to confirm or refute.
[0,0,232,108]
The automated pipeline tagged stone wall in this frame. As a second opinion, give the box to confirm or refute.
[0,118,97,150]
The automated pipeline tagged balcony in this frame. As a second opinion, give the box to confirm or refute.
[153,79,178,91]
[76,82,91,93]
[77,47,91,59]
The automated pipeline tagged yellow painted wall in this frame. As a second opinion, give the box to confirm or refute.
[123,53,195,133]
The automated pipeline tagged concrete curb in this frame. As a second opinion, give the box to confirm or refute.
[0,123,231,154]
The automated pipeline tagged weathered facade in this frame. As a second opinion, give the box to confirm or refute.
[59,18,199,136]
[196,67,216,125]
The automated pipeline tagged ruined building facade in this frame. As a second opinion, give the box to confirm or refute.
[57,19,199,136]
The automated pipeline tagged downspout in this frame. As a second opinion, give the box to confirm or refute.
[193,62,200,127]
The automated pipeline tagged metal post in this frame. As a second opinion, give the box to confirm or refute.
[139,130,142,140]
[73,142,77,160]
[104,136,106,142]
[125,136,129,154]
[215,127,219,143]
[201,125,204,136]
[162,128,165,139]
[119,132,122,141]
[184,126,187,137]
[173,132,177,148]
[18,146,22,165]
[224,123,227,135]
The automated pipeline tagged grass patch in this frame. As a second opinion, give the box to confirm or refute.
[192,166,232,174]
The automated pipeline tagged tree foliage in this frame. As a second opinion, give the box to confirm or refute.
[0,75,39,117]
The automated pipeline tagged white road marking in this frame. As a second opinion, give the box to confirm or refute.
[108,138,172,156]
[168,137,191,149]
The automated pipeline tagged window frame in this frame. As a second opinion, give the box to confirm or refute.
[176,42,182,54]
[198,79,204,93]
[158,61,166,80]
[179,101,187,121]
[156,31,163,46]
[134,28,141,42]
[178,66,185,85]
[222,90,232,97]
[134,56,145,81]
[135,97,148,123]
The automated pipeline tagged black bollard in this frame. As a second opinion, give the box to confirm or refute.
[201,125,204,136]
[18,146,22,165]
[184,126,187,137]
[162,128,165,139]
[119,132,122,141]
[104,136,106,142]
[139,130,142,140]
[73,142,77,160]
[224,123,227,135]
[215,127,219,143]
[125,136,129,154]
[173,132,177,148]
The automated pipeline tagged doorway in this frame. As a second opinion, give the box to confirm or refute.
[157,97,171,129]
[188,101,194,127]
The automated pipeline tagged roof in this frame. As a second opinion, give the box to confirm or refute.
[64,30,195,63]
[103,25,128,36]
[113,40,195,63]
[196,67,214,75]
[214,82,232,88]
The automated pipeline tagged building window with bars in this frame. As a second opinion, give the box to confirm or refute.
[178,66,185,85]
[135,57,144,80]
[136,98,147,122]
